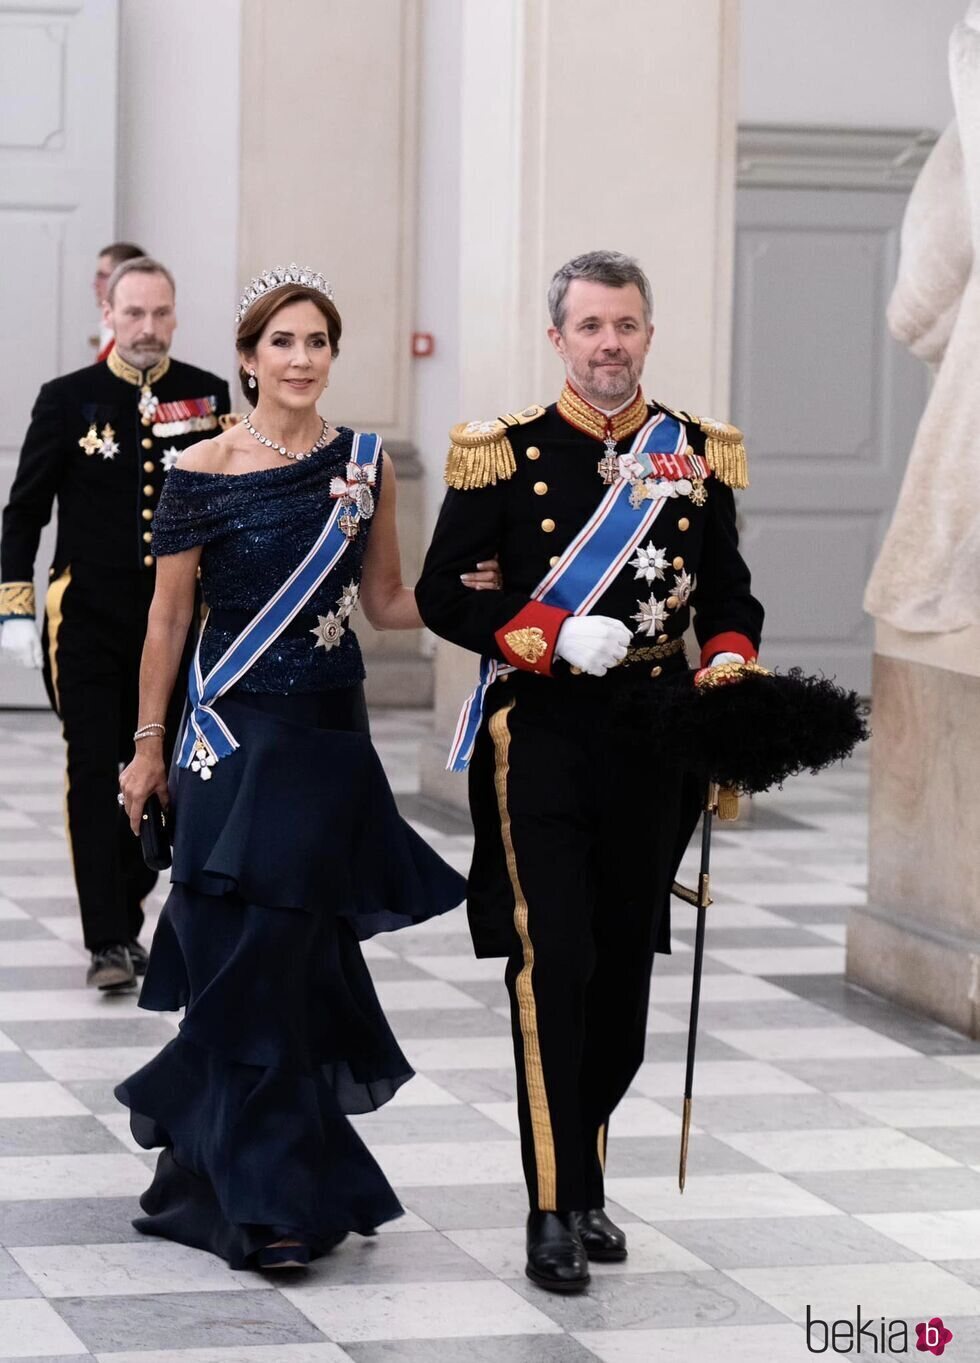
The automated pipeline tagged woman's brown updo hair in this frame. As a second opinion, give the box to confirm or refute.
[235,284,342,403]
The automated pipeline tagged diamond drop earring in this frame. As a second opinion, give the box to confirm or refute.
[248,370,257,390]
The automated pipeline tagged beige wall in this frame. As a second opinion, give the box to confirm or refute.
[239,0,420,444]
[118,0,242,383]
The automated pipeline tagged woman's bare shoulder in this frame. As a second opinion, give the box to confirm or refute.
[175,429,239,473]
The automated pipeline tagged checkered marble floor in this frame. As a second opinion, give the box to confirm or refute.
[0,707,979,1362]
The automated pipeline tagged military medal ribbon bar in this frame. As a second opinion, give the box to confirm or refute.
[152,396,218,424]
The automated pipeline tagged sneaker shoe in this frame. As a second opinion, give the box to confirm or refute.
[128,939,149,975]
[87,944,136,991]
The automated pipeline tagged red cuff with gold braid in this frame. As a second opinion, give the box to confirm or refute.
[700,632,758,668]
[494,601,571,676]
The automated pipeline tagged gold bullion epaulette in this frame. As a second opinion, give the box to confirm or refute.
[656,401,749,490]
[445,405,546,489]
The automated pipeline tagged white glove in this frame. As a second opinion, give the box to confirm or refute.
[709,651,745,668]
[1,619,43,669]
[555,615,631,677]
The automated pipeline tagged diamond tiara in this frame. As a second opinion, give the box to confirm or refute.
[235,263,334,325]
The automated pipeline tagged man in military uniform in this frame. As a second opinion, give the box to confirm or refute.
[0,257,230,991]
[416,250,764,1293]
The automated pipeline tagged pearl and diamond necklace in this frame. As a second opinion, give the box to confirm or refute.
[242,414,331,462]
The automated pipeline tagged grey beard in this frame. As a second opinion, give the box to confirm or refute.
[574,364,638,405]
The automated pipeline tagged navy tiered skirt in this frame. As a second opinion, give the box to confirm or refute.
[115,686,466,1268]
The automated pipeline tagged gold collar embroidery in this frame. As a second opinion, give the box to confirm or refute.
[107,349,171,388]
[556,382,648,443]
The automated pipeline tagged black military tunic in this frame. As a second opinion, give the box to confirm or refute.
[0,351,231,952]
[416,384,763,1213]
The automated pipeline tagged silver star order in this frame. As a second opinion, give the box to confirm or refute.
[311,612,345,651]
[161,446,181,471]
[337,582,359,618]
[632,594,668,636]
[673,570,694,605]
[99,438,119,460]
[629,542,669,584]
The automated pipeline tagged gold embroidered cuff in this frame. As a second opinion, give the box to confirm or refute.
[0,581,36,619]
[695,658,771,689]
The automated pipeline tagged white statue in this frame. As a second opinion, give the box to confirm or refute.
[864,2,980,633]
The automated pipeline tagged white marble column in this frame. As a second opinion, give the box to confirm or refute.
[420,0,742,807]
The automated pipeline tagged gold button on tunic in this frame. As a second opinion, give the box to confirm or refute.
[541,518,556,533]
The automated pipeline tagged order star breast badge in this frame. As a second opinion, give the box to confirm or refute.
[632,595,668,636]
[311,612,346,651]
[161,446,181,471]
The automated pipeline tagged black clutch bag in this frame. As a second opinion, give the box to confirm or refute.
[139,793,172,871]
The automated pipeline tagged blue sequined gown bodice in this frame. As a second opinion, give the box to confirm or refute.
[151,427,375,692]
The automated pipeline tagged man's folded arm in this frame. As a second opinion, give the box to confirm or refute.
[416,486,570,675]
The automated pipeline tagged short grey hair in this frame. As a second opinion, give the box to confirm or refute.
[548,250,653,332]
[106,256,176,305]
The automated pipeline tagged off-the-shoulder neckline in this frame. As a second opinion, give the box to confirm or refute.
[168,425,354,481]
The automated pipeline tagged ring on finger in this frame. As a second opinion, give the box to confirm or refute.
[117,793,125,807]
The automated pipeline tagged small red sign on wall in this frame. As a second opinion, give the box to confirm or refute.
[411,332,435,357]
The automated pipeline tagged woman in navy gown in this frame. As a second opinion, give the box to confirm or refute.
[116,266,496,1270]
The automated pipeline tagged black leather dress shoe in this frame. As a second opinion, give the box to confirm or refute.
[570,1208,628,1262]
[128,939,149,975]
[526,1210,590,1293]
[86,944,136,991]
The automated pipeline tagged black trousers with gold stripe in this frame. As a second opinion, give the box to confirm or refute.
[41,561,188,952]
[470,674,698,1212]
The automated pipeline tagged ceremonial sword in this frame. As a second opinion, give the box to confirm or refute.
[670,781,729,1192]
